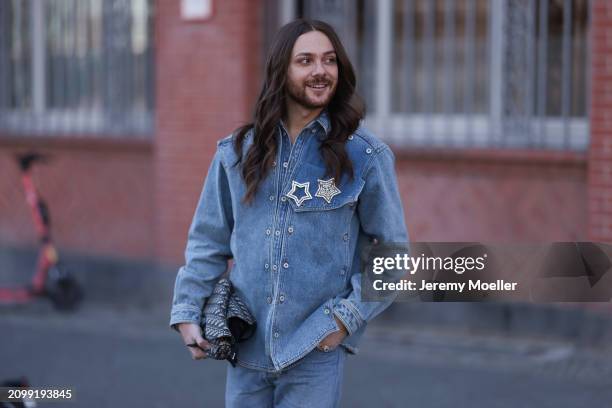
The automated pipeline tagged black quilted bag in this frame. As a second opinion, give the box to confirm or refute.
[200,278,256,366]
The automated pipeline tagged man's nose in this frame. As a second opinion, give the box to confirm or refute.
[312,59,325,76]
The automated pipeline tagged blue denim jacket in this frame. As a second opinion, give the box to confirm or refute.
[169,111,409,371]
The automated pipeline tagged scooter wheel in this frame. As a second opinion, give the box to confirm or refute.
[46,266,84,311]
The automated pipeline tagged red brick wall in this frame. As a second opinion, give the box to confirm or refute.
[589,0,612,243]
[0,138,155,259]
[154,0,262,264]
[396,150,587,242]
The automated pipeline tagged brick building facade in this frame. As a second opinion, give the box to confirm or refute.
[0,0,608,272]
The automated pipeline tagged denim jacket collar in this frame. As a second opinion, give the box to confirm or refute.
[315,109,330,134]
[278,109,330,139]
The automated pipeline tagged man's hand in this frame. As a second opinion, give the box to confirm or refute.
[317,316,348,351]
[176,322,210,360]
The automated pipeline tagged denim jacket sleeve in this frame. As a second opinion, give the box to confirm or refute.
[169,145,234,331]
[332,145,409,336]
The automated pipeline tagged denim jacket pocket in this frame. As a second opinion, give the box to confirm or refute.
[283,163,365,212]
[280,163,365,297]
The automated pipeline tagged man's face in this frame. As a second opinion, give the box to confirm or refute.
[286,30,338,110]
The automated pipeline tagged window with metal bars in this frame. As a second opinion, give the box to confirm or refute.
[290,0,590,151]
[0,0,155,138]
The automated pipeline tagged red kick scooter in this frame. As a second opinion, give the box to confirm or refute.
[0,152,83,311]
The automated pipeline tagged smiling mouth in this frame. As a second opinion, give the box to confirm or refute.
[307,83,329,90]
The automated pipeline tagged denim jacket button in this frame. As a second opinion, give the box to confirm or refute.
[269,195,275,201]
[287,226,294,234]
[279,294,285,303]
[272,160,277,167]
[348,135,354,140]
[264,263,269,269]
[283,262,289,269]
[267,296,272,304]
[275,230,281,236]
[282,162,289,168]
[324,307,330,315]
[272,265,278,271]
[266,228,271,235]
[343,233,349,241]
[366,148,372,154]
[281,196,287,202]
[340,268,346,276]
[274,332,280,338]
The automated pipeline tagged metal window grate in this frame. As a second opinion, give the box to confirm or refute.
[299,0,591,151]
[0,0,155,138]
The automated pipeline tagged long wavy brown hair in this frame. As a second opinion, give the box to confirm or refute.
[232,19,365,204]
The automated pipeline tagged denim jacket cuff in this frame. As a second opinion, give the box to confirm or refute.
[169,304,202,332]
[332,298,365,336]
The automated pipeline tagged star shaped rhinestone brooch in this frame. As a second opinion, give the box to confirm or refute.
[314,178,341,204]
[286,181,312,206]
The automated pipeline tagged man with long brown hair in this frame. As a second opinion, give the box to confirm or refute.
[170,19,409,407]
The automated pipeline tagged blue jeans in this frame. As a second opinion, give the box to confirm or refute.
[226,348,346,407]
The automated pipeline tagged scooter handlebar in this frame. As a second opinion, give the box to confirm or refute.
[16,152,50,171]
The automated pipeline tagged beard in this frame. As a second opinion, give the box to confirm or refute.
[286,76,337,110]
